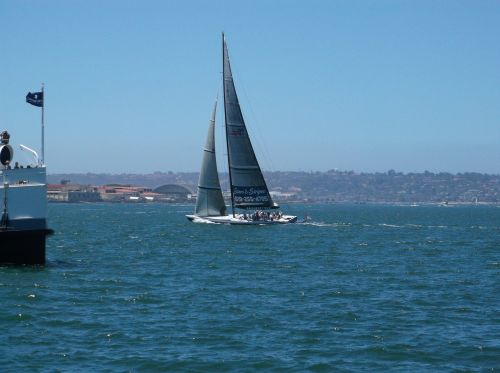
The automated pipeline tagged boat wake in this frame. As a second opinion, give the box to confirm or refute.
[300,221,351,228]
[191,217,218,224]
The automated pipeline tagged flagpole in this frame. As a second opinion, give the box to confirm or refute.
[41,83,44,166]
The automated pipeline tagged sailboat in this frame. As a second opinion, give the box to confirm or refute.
[186,34,297,225]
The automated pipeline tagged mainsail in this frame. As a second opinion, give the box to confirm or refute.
[222,35,277,210]
[194,101,227,217]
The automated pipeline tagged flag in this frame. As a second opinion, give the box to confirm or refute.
[26,91,44,107]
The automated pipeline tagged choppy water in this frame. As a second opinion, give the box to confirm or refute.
[1,203,499,371]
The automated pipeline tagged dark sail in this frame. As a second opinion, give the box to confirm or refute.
[194,101,227,217]
[222,35,277,210]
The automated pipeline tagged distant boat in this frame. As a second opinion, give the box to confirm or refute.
[186,34,297,224]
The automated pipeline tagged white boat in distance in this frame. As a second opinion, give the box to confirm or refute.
[186,34,297,225]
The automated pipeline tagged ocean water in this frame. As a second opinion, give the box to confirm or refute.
[1,203,499,372]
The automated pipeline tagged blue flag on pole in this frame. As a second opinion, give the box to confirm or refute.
[26,91,44,107]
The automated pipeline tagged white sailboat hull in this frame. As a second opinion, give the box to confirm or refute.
[186,214,297,225]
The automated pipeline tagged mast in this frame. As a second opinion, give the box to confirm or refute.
[222,32,236,217]
[41,83,45,166]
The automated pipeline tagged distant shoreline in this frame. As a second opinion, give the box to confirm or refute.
[47,171,500,204]
[47,200,500,207]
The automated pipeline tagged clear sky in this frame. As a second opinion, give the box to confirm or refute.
[1,0,499,174]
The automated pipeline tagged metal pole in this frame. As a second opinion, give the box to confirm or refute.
[41,83,45,166]
[1,179,8,229]
[222,33,236,218]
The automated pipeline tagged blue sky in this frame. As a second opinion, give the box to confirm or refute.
[1,0,499,174]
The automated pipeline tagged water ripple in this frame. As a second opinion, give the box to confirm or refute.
[0,203,498,371]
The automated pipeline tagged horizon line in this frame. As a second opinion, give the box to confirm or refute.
[46,170,500,176]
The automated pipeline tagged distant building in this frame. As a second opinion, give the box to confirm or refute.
[152,184,193,202]
[97,185,153,202]
[47,184,101,202]
[270,190,298,201]
[47,183,194,203]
